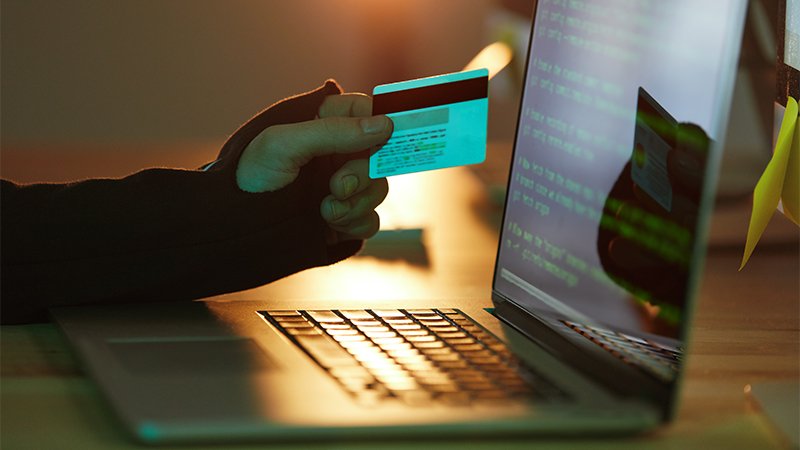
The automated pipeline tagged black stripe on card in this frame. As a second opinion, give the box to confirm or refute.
[373,76,488,115]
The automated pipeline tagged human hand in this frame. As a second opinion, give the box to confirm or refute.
[601,122,710,310]
[236,93,392,243]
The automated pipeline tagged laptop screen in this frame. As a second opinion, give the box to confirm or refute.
[494,0,746,341]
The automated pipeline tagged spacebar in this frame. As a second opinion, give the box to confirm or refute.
[295,335,360,369]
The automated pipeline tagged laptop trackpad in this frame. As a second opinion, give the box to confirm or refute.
[107,337,275,376]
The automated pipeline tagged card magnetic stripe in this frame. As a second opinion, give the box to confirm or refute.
[373,76,488,115]
[637,88,676,147]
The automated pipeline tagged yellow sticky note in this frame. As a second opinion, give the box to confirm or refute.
[782,107,800,225]
[740,96,799,270]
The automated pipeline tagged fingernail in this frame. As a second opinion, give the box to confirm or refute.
[341,175,358,197]
[360,115,389,134]
[328,199,349,220]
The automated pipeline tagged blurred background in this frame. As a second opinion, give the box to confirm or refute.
[1,1,526,149]
[0,0,776,185]
[0,0,794,246]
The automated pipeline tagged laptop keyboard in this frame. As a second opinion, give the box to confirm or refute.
[260,308,568,406]
[561,321,682,382]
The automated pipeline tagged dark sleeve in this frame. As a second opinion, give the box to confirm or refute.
[1,80,362,325]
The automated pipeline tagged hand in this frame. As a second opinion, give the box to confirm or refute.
[602,122,710,308]
[235,93,392,243]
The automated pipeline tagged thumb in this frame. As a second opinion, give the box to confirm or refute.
[236,115,392,192]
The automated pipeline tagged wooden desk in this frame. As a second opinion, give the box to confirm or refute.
[1,146,798,449]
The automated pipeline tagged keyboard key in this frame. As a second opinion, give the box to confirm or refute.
[468,356,502,365]
[274,316,308,322]
[364,331,398,339]
[418,347,453,356]
[374,373,415,384]
[411,314,440,321]
[452,343,483,352]
[339,340,374,349]
[418,320,451,327]
[351,320,382,327]
[436,360,469,370]
[429,355,462,364]
[339,310,374,320]
[445,337,477,345]
[412,341,445,349]
[279,321,314,328]
[438,332,467,339]
[373,337,405,347]
[286,328,322,336]
[396,329,429,337]
[330,366,371,378]
[348,346,383,357]
[357,325,390,333]
[307,311,344,323]
[427,326,458,333]
[359,356,399,368]
[381,343,414,352]
[264,310,301,316]
[319,323,351,330]
[406,335,437,343]
[332,334,366,343]
[383,318,414,325]
[384,347,416,356]
[462,349,493,358]
[388,324,422,331]
[325,329,359,336]
[405,309,435,315]
[295,335,359,369]
[371,309,405,318]
[402,362,438,372]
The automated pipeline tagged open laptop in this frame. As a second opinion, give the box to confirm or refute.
[51,0,747,444]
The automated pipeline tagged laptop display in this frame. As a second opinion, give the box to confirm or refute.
[494,1,743,344]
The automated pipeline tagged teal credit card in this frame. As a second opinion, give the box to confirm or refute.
[370,68,489,178]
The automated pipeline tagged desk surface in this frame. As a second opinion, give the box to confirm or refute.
[1,146,798,449]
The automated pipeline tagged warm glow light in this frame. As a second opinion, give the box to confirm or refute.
[463,41,513,80]
[377,172,434,229]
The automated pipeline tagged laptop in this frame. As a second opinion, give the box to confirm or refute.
[51,0,747,444]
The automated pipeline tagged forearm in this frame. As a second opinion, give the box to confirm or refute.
[0,80,362,324]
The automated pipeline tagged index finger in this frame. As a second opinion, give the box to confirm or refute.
[319,93,373,119]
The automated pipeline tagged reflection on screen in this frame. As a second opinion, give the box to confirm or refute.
[495,0,743,340]
[787,0,800,71]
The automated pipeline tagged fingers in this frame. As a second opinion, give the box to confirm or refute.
[317,98,388,241]
[329,211,381,242]
[236,114,392,193]
[328,159,373,200]
[262,115,391,163]
[320,158,388,242]
[319,93,373,118]
[320,179,389,227]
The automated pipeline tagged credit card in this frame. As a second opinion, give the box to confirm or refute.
[631,87,677,212]
[370,68,489,178]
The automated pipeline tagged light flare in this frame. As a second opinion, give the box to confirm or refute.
[463,41,513,80]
